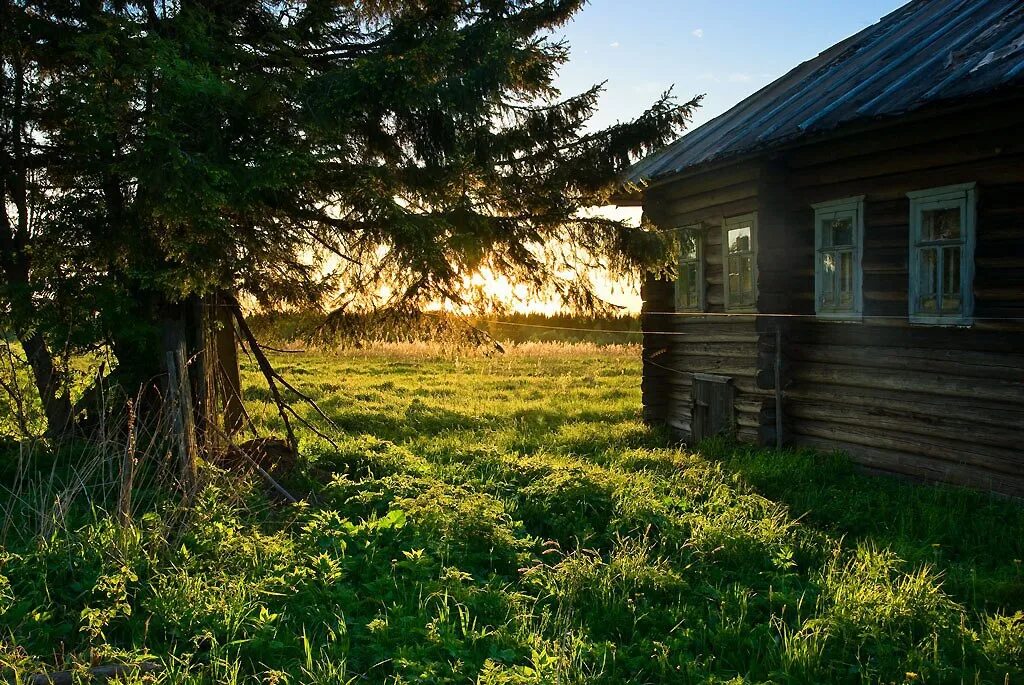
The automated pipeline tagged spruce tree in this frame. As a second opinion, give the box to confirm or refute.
[1,0,698,439]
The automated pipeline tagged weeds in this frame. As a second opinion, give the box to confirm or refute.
[0,345,1021,683]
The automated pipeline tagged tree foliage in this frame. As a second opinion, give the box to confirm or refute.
[1,0,698,437]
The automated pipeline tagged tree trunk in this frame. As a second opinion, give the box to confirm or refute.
[18,330,72,440]
[66,290,244,471]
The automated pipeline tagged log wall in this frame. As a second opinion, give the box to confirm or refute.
[641,100,1024,496]
[642,162,774,445]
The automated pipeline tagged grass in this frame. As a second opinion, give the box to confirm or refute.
[1,342,1022,683]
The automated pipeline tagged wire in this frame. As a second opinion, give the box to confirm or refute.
[470,311,1024,336]
[641,311,1024,320]
[473,319,647,335]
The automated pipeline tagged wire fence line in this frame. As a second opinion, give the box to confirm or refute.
[469,313,1024,336]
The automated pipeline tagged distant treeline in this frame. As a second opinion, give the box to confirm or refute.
[472,312,640,345]
[247,310,641,347]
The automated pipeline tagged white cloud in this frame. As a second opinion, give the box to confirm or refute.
[609,41,620,48]
[727,72,752,82]
[632,81,666,95]
[691,28,704,39]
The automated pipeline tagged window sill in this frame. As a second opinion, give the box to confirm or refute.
[815,312,863,323]
[908,316,974,328]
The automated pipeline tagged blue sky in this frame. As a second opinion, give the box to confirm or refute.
[554,0,908,132]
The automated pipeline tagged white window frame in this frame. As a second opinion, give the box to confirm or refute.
[907,183,976,326]
[722,213,758,312]
[674,225,704,312]
[813,196,864,320]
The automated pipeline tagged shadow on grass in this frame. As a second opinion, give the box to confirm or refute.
[701,438,1024,610]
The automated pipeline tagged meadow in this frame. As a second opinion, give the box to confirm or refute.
[1,342,1023,683]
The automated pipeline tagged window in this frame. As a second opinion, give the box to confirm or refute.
[813,196,864,319]
[723,213,757,310]
[908,183,976,325]
[675,228,704,311]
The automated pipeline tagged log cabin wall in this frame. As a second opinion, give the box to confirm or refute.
[640,275,674,426]
[641,161,774,445]
[641,101,1024,496]
[768,103,1024,496]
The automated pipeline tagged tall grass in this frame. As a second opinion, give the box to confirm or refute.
[0,345,1021,683]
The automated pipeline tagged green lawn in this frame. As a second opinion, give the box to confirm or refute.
[1,344,1023,683]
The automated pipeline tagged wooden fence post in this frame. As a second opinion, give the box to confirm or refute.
[216,293,244,436]
[163,319,198,490]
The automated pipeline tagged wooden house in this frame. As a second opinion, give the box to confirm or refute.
[620,0,1024,495]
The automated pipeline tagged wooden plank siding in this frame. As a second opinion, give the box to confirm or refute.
[641,162,774,446]
[640,102,1024,496]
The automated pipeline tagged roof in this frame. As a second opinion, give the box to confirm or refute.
[626,0,1024,185]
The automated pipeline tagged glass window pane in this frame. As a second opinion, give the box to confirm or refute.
[728,226,751,254]
[728,254,754,306]
[839,251,854,306]
[831,217,854,247]
[687,265,699,304]
[921,207,961,241]
[819,218,834,248]
[679,236,698,261]
[739,256,752,293]
[820,252,835,306]
[677,263,699,308]
[919,247,938,314]
[942,246,961,314]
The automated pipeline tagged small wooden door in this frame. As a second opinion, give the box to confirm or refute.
[691,373,736,443]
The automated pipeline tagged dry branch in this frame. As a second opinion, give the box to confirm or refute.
[226,296,339,450]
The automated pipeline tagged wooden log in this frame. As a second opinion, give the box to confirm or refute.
[664,333,759,344]
[668,373,772,398]
[656,197,759,229]
[785,344,1024,382]
[737,413,764,429]
[734,398,767,416]
[673,342,760,359]
[647,161,760,201]
[786,400,1024,454]
[789,132,1023,189]
[784,102,1024,170]
[784,320,1024,353]
[791,435,1024,498]
[789,419,1024,477]
[664,358,758,381]
[785,383,1023,430]
[736,425,761,445]
[790,154,1024,205]
[789,362,1024,403]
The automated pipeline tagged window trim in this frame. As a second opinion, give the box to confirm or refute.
[907,182,976,327]
[812,196,864,321]
[674,225,705,312]
[722,212,758,312]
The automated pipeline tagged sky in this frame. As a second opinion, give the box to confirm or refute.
[553,0,908,134]
[509,0,909,314]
